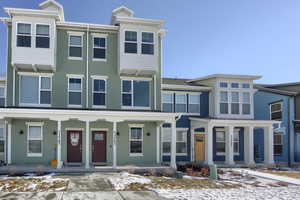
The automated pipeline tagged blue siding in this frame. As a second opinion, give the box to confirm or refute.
[254,91,290,163]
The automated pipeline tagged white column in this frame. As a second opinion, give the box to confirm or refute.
[57,120,62,169]
[170,121,177,169]
[156,124,160,164]
[205,124,213,165]
[264,125,274,165]
[7,121,11,164]
[85,121,90,169]
[225,126,235,165]
[112,121,117,168]
[244,126,255,166]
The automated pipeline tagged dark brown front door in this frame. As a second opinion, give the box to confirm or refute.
[67,130,82,163]
[92,131,106,163]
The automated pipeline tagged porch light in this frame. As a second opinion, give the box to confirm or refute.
[19,130,24,135]
[53,131,57,135]
[147,132,151,136]
[117,132,120,136]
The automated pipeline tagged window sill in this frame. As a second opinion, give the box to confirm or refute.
[122,106,151,110]
[92,58,106,62]
[68,105,83,108]
[163,153,188,156]
[27,153,42,157]
[68,57,83,60]
[216,152,240,156]
[129,153,143,157]
[19,103,51,107]
[92,105,107,109]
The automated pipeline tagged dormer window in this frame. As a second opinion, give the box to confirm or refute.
[36,24,50,48]
[17,23,31,47]
[220,82,228,88]
[141,32,154,55]
[124,31,137,54]
[231,83,239,88]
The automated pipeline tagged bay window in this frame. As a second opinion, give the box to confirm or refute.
[68,77,82,106]
[17,23,31,47]
[216,129,225,155]
[274,132,283,156]
[93,36,106,60]
[124,31,137,53]
[122,80,150,108]
[20,74,52,105]
[69,35,82,58]
[141,32,154,55]
[27,123,43,157]
[231,91,240,114]
[242,92,251,114]
[162,93,173,112]
[220,91,229,114]
[188,94,200,113]
[175,94,187,113]
[129,126,143,155]
[93,79,106,107]
[36,24,50,48]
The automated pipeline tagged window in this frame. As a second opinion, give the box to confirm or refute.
[0,126,4,153]
[93,37,106,60]
[68,77,82,106]
[220,82,228,88]
[162,93,173,112]
[20,75,51,105]
[220,91,229,114]
[216,130,225,154]
[231,83,239,88]
[274,132,283,156]
[69,35,82,58]
[175,94,187,113]
[162,128,187,155]
[242,92,251,115]
[27,124,43,157]
[270,102,282,120]
[231,92,240,114]
[93,79,106,107]
[189,94,200,113]
[0,87,5,107]
[122,80,150,108]
[234,129,240,154]
[129,126,143,155]
[36,24,50,48]
[142,32,154,55]
[124,31,137,53]
[242,83,250,88]
[17,23,31,47]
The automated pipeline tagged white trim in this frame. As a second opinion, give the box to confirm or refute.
[65,128,84,131]
[92,77,107,107]
[162,84,212,91]
[27,123,43,157]
[120,76,152,81]
[124,30,138,54]
[67,76,83,107]
[35,23,50,49]
[92,34,107,61]
[128,124,144,128]
[90,128,109,131]
[141,31,155,55]
[18,72,54,77]
[188,92,201,114]
[91,75,108,80]
[26,122,44,126]
[129,126,143,157]
[66,74,84,78]
[67,31,85,36]
[91,33,108,37]
[162,92,174,112]
[68,33,83,60]
[16,22,32,48]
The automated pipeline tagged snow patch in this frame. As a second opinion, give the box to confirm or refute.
[108,172,151,190]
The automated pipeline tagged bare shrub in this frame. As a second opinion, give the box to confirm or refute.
[36,165,46,176]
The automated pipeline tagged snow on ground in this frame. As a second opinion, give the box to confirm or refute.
[108,172,151,190]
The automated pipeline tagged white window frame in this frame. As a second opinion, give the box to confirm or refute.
[121,78,151,110]
[68,32,84,60]
[141,31,155,55]
[270,101,283,121]
[124,30,138,54]
[188,92,201,114]
[216,129,226,156]
[175,92,187,113]
[129,124,144,157]
[231,82,239,88]
[230,91,240,115]
[0,124,5,154]
[274,132,283,156]
[92,76,107,108]
[219,91,229,114]
[18,73,52,107]
[162,91,174,112]
[35,23,50,49]
[26,122,44,157]
[16,22,32,48]
[219,82,228,88]
[242,92,251,115]
[233,128,240,155]
[162,127,188,156]
[67,75,83,108]
[92,33,107,61]
[0,85,5,107]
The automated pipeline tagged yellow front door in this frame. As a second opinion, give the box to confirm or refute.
[195,133,205,161]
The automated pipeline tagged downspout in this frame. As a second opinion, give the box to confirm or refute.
[154,74,157,110]
[289,96,296,166]
[12,66,15,106]
[86,25,90,108]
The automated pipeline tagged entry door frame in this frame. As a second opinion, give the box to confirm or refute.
[191,131,206,162]
[91,128,108,164]
[194,133,206,162]
[66,128,83,164]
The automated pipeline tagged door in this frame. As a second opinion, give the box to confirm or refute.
[67,130,82,163]
[92,131,107,163]
[195,133,205,161]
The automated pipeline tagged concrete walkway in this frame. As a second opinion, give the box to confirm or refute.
[234,169,300,186]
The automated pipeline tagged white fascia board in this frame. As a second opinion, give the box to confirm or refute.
[187,74,262,83]
[0,17,11,23]
[162,84,211,91]
[57,21,118,31]
[4,8,61,20]
[114,16,165,27]
[189,117,279,126]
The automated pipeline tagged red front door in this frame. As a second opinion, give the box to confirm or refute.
[67,130,82,163]
[92,131,107,163]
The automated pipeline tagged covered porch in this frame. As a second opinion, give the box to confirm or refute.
[190,117,279,167]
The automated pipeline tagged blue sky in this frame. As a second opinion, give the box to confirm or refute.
[0,0,300,84]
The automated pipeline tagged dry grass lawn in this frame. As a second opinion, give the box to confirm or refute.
[260,170,300,179]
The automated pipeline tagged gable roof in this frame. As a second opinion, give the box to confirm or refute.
[112,6,134,17]
[39,0,64,21]
[187,74,262,83]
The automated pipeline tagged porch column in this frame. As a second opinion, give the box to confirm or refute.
[170,121,177,169]
[244,126,255,166]
[156,123,161,164]
[205,124,213,165]
[112,121,117,168]
[57,120,62,169]
[225,126,235,165]
[85,121,90,169]
[6,121,11,164]
[264,125,274,165]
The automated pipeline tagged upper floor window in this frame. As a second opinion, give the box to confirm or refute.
[231,91,240,114]
[141,32,154,55]
[175,94,187,113]
[36,24,50,48]
[242,83,250,88]
[69,35,82,58]
[93,79,106,107]
[27,123,43,157]
[93,36,106,60]
[242,92,251,114]
[17,23,31,47]
[162,93,173,112]
[68,77,82,106]
[220,91,229,114]
[20,74,51,106]
[220,82,228,88]
[124,31,137,54]
[270,102,282,120]
[0,87,5,107]
[231,83,239,88]
[274,132,283,156]
[122,80,150,108]
[129,126,143,156]
[188,94,200,113]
